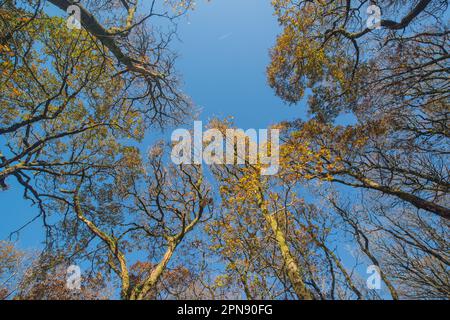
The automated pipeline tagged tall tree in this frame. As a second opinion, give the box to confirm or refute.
[0,1,192,236]
[267,1,449,217]
[51,144,212,300]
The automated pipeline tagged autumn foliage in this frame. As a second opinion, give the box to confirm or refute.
[0,0,448,300]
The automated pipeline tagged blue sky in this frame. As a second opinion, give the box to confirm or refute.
[172,0,306,127]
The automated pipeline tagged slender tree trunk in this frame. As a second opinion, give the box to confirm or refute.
[263,213,314,300]
[130,241,176,300]
[255,187,313,300]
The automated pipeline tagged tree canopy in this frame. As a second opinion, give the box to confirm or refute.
[0,0,448,300]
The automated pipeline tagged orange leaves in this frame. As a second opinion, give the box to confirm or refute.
[11,87,21,96]
[277,119,349,182]
[268,0,361,110]
[0,44,14,57]
[267,1,331,104]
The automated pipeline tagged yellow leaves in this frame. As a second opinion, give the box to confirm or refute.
[228,261,237,270]
[87,116,96,125]
[0,11,149,189]
[0,44,13,56]
[268,20,328,103]
[268,0,360,105]
[11,87,21,96]
[1,66,11,76]
[214,275,230,288]
[209,243,222,252]
[269,192,280,202]
[354,137,368,148]
[276,119,349,182]
[219,185,229,195]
